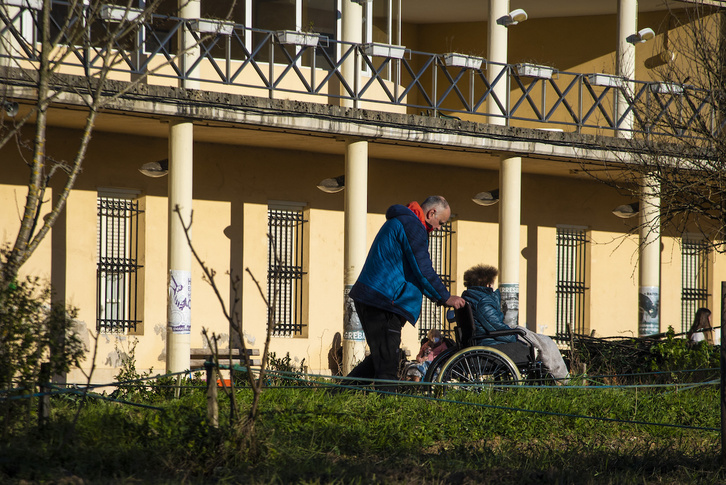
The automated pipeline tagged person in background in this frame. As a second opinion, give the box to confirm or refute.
[347,196,466,390]
[462,264,569,383]
[688,307,714,345]
[404,328,449,382]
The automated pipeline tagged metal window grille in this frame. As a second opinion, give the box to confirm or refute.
[681,236,709,333]
[556,227,588,337]
[97,196,142,332]
[418,223,454,340]
[267,207,307,337]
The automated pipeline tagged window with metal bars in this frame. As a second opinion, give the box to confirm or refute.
[556,227,588,337]
[267,205,307,337]
[97,195,142,333]
[418,223,454,340]
[681,236,710,333]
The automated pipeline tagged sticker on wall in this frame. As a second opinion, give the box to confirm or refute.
[500,283,519,328]
[343,284,364,341]
[169,269,191,334]
[639,286,660,336]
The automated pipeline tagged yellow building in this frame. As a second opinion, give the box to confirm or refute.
[1,0,720,383]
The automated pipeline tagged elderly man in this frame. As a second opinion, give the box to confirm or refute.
[347,195,466,389]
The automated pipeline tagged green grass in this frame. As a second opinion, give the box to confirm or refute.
[0,381,722,484]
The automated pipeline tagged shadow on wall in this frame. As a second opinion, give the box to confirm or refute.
[328,332,343,376]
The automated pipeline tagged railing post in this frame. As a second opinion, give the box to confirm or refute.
[38,362,51,429]
[205,361,219,429]
[721,282,725,467]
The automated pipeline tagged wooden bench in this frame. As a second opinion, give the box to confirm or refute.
[190,347,261,370]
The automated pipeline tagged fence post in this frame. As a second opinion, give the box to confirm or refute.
[205,361,219,428]
[721,282,725,467]
[38,362,51,428]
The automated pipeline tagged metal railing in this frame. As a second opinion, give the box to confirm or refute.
[0,2,720,139]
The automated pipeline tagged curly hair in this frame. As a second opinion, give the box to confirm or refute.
[463,264,498,287]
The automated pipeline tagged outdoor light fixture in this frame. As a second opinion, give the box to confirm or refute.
[3,101,19,117]
[612,202,639,219]
[628,27,655,44]
[498,8,528,27]
[317,175,345,193]
[472,189,500,206]
[139,158,168,177]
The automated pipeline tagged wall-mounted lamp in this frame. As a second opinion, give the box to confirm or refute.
[612,202,639,218]
[3,101,19,117]
[317,175,345,193]
[472,189,500,206]
[627,27,655,44]
[139,158,168,177]
[497,8,528,27]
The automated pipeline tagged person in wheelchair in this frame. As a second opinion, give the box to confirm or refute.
[462,264,569,382]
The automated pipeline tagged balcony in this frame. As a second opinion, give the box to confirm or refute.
[0,5,714,139]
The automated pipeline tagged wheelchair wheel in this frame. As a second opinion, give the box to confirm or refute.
[434,346,522,391]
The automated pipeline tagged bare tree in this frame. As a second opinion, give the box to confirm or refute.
[583,3,726,251]
[0,0,236,287]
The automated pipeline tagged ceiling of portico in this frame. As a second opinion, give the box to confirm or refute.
[401,0,696,24]
[42,106,603,180]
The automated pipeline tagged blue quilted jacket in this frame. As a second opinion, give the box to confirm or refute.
[461,286,516,346]
[349,204,451,324]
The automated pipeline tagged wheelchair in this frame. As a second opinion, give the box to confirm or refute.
[422,303,549,389]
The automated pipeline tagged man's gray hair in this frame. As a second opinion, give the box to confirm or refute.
[421,195,449,211]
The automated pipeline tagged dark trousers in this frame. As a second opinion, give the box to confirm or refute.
[347,301,405,390]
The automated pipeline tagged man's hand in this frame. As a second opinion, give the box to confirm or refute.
[445,295,466,309]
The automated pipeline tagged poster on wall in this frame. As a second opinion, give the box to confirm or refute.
[639,286,660,336]
[343,284,364,341]
[169,269,191,334]
[500,283,519,329]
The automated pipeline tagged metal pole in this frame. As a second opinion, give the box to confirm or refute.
[721,281,725,467]
[205,361,218,428]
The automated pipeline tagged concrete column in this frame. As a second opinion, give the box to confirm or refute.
[342,139,368,374]
[341,0,363,108]
[487,0,509,126]
[166,120,193,373]
[498,154,521,327]
[616,0,637,136]
[638,174,661,336]
[180,0,200,90]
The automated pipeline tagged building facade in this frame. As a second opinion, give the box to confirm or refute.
[1,0,721,383]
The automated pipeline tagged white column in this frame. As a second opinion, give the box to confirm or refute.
[180,0,201,90]
[616,0,637,136]
[166,120,194,373]
[487,0,509,126]
[638,174,661,336]
[341,0,363,108]
[342,139,368,374]
[498,154,521,327]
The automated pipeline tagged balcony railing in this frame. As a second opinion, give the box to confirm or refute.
[0,2,720,139]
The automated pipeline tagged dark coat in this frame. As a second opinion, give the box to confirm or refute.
[461,286,516,346]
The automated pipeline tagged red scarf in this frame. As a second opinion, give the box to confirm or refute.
[407,201,434,233]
